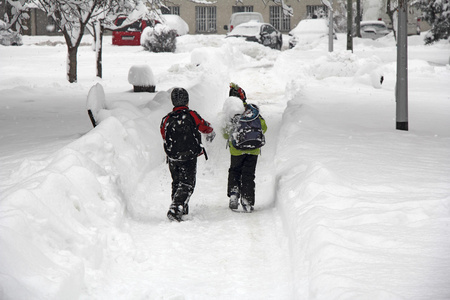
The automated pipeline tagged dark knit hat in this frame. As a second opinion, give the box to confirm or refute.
[171,88,189,107]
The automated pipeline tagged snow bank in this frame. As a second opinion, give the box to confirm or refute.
[0,89,168,298]
[275,72,450,299]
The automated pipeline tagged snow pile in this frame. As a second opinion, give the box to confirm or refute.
[161,14,189,36]
[275,64,450,299]
[310,50,360,79]
[0,93,166,299]
[127,65,155,87]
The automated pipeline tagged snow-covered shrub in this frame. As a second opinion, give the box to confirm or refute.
[0,20,23,46]
[141,23,177,53]
[128,65,155,93]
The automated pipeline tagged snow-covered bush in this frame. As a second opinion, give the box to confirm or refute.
[128,65,156,92]
[141,23,177,53]
[0,20,23,46]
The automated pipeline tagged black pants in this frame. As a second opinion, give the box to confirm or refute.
[227,154,258,205]
[169,158,197,207]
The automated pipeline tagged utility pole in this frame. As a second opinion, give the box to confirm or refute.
[322,0,334,52]
[356,0,361,37]
[396,0,408,130]
[347,0,353,51]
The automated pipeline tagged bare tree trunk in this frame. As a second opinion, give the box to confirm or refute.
[386,0,397,40]
[67,46,78,83]
[94,21,104,78]
[347,0,353,51]
[356,0,361,37]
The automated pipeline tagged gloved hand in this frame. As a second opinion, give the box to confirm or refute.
[206,131,216,142]
[229,82,247,102]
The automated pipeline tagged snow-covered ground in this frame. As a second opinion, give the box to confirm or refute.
[0,32,449,300]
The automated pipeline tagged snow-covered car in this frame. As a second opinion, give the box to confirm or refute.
[161,14,189,36]
[226,21,282,50]
[224,12,264,32]
[288,18,335,48]
[359,20,390,39]
[112,17,151,46]
[0,20,23,46]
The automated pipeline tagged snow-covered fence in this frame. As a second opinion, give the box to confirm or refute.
[86,83,107,127]
[128,65,156,93]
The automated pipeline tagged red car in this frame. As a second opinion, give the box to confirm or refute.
[112,17,149,46]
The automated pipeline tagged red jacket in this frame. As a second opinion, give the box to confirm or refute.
[160,106,213,140]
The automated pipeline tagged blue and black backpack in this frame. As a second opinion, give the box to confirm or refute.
[231,104,265,150]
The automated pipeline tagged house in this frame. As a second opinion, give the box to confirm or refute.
[161,0,331,34]
[1,0,427,37]
[1,0,331,36]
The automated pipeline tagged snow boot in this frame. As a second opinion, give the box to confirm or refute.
[167,204,183,222]
[229,194,239,210]
[241,198,254,213]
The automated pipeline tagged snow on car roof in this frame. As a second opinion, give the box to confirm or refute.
[361,20,387,26]
[290,19,329,35]
[228,21,264,36]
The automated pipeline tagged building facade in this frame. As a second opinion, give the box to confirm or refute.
[161,0,330,34]
[2,0,427,36]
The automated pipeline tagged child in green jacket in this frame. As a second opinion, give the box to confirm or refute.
[223,83,267,212]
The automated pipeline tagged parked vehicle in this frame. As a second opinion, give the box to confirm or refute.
[359,20,390,39]
[226,21,282,50]
[161,15,189,36]
[224,12,264,32]
[112,15,188,46]
[288,19,335,48]
[112,17,150,46]
[0,20,23,46]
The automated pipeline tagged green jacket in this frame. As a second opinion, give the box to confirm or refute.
[223,116,267,156]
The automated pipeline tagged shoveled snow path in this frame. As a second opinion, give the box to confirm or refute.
[80,88,295,298]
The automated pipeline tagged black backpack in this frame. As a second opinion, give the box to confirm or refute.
[163,109,202,161]
[231,104,265,150]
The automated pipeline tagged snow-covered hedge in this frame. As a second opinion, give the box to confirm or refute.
[141,24,177,53]
[0,20,23,46]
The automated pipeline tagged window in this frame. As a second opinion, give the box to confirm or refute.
[161,6,180,15]
[269,6,291,32]
[232,6,253,13]
[306,5,328,19]
[196,6,217,33]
